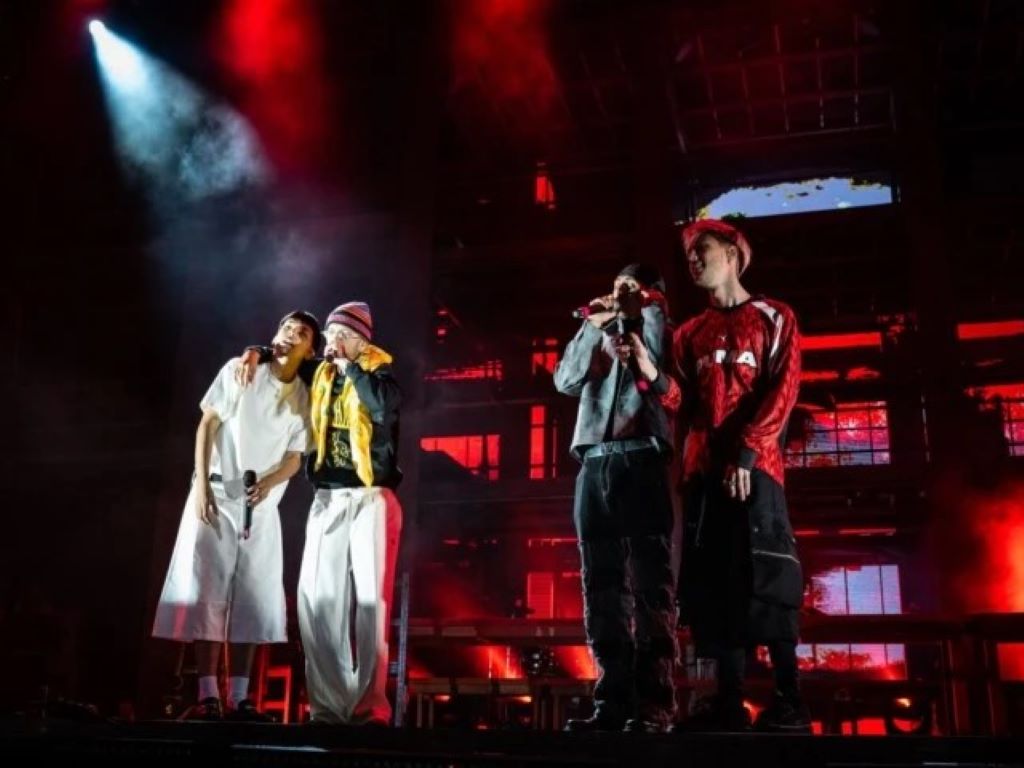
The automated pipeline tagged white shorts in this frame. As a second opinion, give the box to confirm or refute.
[152,477,287,644]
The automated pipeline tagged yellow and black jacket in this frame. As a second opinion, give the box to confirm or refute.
[257,345,402,489]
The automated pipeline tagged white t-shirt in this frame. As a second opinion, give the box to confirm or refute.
[202,358,310,482]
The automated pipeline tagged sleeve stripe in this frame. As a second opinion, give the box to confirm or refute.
[752,300,785,366]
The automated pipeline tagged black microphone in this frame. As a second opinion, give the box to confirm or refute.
[242,470,257,540]
[572,299,616,320]
[610,316,650,394]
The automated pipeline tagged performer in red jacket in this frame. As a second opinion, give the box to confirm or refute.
[673,219,810,733]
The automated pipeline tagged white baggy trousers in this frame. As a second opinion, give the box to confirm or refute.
[298,486,402,724]
[153,478,287,644]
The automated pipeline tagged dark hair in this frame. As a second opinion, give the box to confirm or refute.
[279,310,322,352]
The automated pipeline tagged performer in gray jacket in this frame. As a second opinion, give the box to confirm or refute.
[554,264,678,734]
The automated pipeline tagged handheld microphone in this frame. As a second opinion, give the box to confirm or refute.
[571,300,616,320]
[242,470,257,540]
[575,289,659,320]
[610,316,650,394]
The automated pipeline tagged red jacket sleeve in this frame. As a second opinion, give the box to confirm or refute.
[660,374,682,415]
[666,318,700,422]
[738,306,801,469]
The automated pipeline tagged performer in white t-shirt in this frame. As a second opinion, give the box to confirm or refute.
[153,311,318,721]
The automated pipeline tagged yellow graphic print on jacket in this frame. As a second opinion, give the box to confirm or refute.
[310,344,393,488]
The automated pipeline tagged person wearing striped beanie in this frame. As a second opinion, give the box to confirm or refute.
[300,300,403,725]
[237,300,403,726]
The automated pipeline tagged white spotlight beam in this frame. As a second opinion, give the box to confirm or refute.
[89,24,269,204]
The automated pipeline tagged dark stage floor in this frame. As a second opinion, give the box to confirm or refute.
[3,717,1023,768]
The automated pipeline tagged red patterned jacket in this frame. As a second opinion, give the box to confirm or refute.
[671,297,801,486]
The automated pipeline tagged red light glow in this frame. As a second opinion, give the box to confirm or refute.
[802,332,882,352]
[213,0,331,170]
[957,320,1024,341]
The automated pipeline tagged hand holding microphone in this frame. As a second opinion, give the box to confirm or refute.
[324,348,351,374]
[613,332,653,393]
[571,300,609,319]
[572,285,648,325]
[571,281,658,392]
[572,295,618,328]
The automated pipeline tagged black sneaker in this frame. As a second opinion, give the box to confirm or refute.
[179,697,223,722]
[564,712,627,732]
[753,693,811,733]
[672,695,751,733]
[226,699,276,723]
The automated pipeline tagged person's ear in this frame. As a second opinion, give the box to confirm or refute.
[728,244,741,270]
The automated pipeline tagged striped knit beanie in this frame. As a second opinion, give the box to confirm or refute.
[326,302,373,341]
